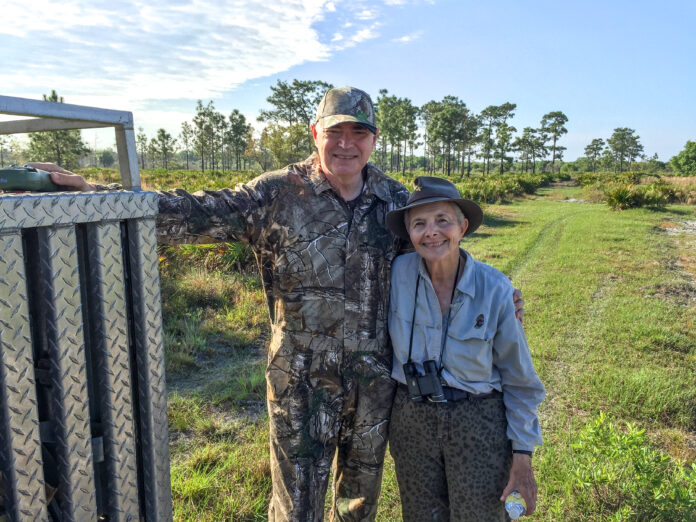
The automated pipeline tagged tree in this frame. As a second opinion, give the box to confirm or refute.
[607,128,643,172]
[540,111,568,171]
[27,90,88,170]
[670,141,696,174]
[136,127,148,169]
[258,79,333,157]
[179,121,194,170]
[493,121,517,175]
[245,130,274,171]
[419,100,441,174]
[153,128,176,169]
[228,109,252,170]
[375,90,419,173]
[99,150,115,168]
[0,136,7,167]
[514,127,547,174]
[584,138,605,172]
[193,100,228,172]
[479,102,516,174]
[422,96,470,177]
[459,115,479,179]
[260,123,310,168]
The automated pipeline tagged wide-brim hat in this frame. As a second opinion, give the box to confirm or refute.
[315,86,377,134]
[386,176,483,240]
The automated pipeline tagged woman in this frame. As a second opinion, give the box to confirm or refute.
[386,176,545,521]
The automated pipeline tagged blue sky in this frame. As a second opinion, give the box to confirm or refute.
[2,0,694,161]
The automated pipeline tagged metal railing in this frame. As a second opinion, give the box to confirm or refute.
[0,96,171,521]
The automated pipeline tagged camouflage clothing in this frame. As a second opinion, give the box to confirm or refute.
[156,157,409,521]
[315,87,377,134]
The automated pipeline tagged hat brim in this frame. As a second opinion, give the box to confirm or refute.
[386,196,483,241]
[316,114,377,134]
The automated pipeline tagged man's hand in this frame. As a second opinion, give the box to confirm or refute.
[26,163,94,192]
[512,286,524,323]
[500,453,537,516]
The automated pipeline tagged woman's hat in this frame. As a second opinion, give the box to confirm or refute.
[386,176,483,240]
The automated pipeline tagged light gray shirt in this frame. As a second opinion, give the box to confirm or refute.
[389,250,545,451]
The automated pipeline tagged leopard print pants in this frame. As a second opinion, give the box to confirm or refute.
[390,386,512,521]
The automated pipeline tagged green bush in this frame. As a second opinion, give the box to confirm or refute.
[571,413,696,520]
[390,171,556,204]
[577,171,679,210]
[605,184,637,210]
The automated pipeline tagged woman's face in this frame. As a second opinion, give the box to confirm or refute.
[407,201,468,265]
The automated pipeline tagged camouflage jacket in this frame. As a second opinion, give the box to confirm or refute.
[156,158,409,364]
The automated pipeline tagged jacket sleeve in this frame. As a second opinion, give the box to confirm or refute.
[155,179,270,246]
[492,288,546,452]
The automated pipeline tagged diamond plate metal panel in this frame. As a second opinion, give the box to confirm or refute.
[87,222,140,521]
[0,232,49,521]
[127,218,172,522]
[0,191,158,231]
[38,225,98,521]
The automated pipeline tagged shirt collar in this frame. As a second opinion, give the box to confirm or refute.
[417,249,476,300]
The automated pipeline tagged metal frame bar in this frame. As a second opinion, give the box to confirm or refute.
[0,94,140,190]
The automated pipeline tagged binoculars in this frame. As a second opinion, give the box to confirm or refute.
[403,360,446,403]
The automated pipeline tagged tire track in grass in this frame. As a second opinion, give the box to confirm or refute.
[502,203,589,281]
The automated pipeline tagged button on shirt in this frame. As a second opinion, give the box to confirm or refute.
[389,250,545,451]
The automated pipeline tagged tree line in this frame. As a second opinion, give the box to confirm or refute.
[3,84,694,175]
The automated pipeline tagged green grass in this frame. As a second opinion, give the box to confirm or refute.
[146,165,696,520]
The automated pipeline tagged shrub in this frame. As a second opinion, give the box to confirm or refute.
[605,184,637,210]
[571,413,696,520]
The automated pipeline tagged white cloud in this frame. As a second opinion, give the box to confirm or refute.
[1,0,333,104]
[355,9,378,20]
[330,23,381,50]
[392,30,423,43]
[1,0,412,140]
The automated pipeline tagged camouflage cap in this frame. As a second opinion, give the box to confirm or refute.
[315,86,377,134]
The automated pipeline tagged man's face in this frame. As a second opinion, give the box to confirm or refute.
[312,122,378,181]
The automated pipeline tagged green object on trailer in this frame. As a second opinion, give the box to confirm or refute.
[0,165,59,192]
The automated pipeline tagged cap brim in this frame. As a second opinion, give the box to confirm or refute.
[316,114,377,134]
[386,197,483,241]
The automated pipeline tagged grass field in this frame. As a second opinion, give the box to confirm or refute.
[154,177,696,520]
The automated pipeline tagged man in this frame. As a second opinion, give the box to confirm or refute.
[38,86,523,521]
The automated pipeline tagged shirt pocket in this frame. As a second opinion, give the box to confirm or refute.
[444,326,494,382]
[390,304,439,364]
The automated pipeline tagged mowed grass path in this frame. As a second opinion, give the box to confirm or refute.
[166,186,696,521]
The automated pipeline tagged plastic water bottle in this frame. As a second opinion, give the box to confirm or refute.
[505,490,527,520]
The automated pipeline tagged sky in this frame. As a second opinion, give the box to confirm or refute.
[2,0,694,161]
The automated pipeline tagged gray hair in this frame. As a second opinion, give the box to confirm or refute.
[404,202,466,230]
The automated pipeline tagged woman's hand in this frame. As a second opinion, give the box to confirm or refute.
[500,453,537,516]
[26,162,95,191]
[512,286,524,323]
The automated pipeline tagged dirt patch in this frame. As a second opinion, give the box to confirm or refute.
[648,281,696,305]
[661,220,696,235]
[548,180,579,187]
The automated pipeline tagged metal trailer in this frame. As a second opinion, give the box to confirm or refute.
[0,96,172,521]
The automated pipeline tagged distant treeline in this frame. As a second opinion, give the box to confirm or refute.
[2,84,694,176]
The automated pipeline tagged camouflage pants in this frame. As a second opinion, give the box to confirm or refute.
[390,386,512,522]
[266,340,396,522]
